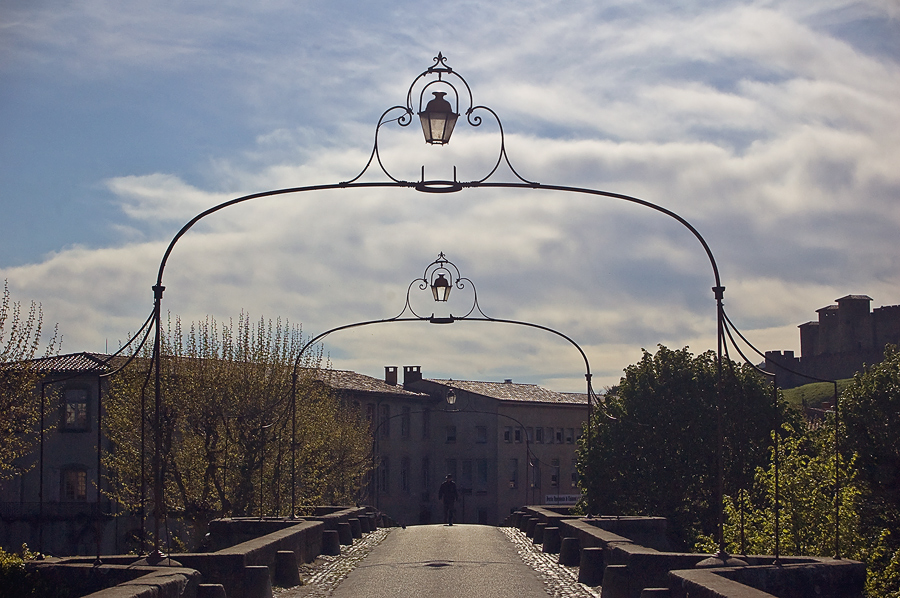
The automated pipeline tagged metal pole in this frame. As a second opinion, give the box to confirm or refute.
[150,284,165,562]
[291,372,297,518]
[38,381,45,556]
[774,376,781,564]
[834,381,841,559]
[95,377,103,564]
[714,285,726,558]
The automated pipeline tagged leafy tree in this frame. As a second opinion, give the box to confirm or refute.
[695,421,864,559]
[0,281,58,479]
[841,345,900,541]
[103,313,371,547]
[841,345,900,596]
[578,345,779,549]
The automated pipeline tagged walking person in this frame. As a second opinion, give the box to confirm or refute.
[438,474,458,526]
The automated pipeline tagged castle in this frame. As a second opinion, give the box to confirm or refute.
[765,295,900,388]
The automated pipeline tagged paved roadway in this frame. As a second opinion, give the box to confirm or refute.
[286,524,600,598]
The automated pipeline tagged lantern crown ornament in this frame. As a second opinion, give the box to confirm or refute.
[342,52,537,192]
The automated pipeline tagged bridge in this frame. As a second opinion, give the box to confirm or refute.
[24,505,865,598]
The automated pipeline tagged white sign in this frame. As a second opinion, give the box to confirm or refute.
[544,494,581,505]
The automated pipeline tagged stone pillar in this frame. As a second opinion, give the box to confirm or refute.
[558,536,580,566]
[274,550,301,587]
[322,530,341,555]
[348,518,362,539]
[525,517,539,538]
[533,523,546,544]
[243,565,272,598]
[337,522,354,545]
[602,564,630,598]
[542,527,561,554]
[518,515,531,532]
[198,584,227,598]
[577,547,604,586]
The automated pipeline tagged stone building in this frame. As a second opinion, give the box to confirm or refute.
[765,295,900,388]
[2,355,587,555]
[0,353,133,556]
[351,365,588,526]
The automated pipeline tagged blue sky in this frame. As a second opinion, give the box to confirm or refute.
[2,0,899,390]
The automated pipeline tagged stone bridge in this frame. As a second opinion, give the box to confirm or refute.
[27,506,865,598]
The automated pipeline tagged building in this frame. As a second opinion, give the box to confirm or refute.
[765,295,900,388]
[0,353,134,556]
[347,365,588,526]
[2,355,588,553]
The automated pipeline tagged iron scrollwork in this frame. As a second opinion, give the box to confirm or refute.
[342,52,537,189]
[398,252,482,321]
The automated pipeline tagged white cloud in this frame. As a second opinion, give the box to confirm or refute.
[2,0,899,391]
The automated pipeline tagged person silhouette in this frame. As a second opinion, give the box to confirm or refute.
[438,474,458,526]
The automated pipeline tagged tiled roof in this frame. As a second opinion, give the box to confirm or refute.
[429,379,588,405]
[29,352,122,373]
[311,369,428,397]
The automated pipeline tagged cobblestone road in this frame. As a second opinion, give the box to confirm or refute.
[276,525,601,598]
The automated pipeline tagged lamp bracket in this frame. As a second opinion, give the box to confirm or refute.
[396,252,486,321]
[341,53,538,189]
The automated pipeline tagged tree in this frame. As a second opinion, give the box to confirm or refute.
[840,344,900,596]
[103,313,371,547]
[578,345,780,549]
[0,281,58,479]
[696,421,864,559]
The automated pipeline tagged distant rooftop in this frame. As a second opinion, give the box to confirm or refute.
[313,368,427,397]
[29,352,121,373]
[429,379,588,405]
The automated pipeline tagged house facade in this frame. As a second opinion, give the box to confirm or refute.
[0,353,134,556]
[344,365,588,526]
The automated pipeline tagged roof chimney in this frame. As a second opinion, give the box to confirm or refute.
[403,365,422,388]
[384,366,398,386]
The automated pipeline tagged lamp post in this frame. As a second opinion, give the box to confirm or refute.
[135,52,736,561]
[286,252,599,517]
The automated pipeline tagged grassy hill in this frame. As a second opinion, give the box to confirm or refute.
[781,378,854,410]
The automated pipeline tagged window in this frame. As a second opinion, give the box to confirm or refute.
[550,458,560,487]
[61,468,87,501]
[366,403,376,429]
[571,459,579,488]
[62,388,89,431]
[379,457,390,493]
[422,408,431,439]
[566,428,575,444]
[401,407,410,439]
[380,404,390,438]
[514,428,522,443]
[503,426,512,443]
[446,425,457,443]
[422,457,431,492]
[546,427,554,444]
[556,428,563,443]
[508,458,518,489]
[535,427,544,444]
[475,425,487,444]
[401,457,410,493]
[526,427,533,443]
[462,460,473,490]
[476,459,488,492]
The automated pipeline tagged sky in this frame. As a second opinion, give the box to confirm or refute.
[2,0,899,391]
